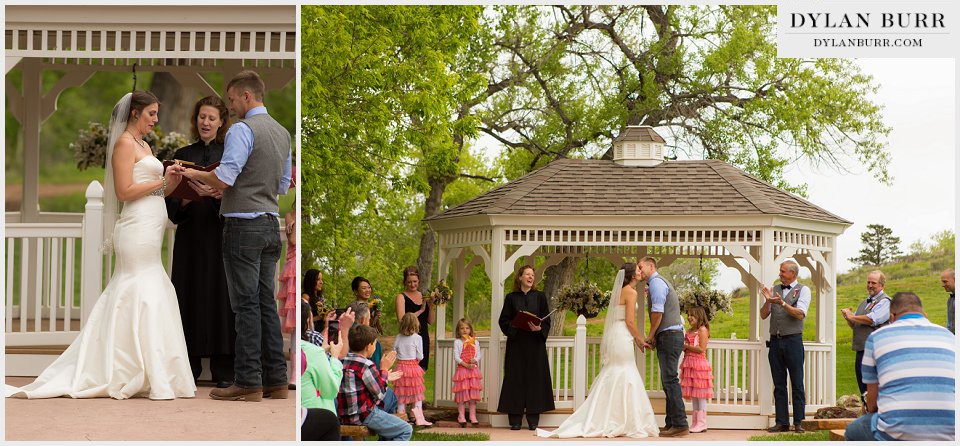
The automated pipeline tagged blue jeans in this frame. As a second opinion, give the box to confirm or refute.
[363,407,413,441]
[768,334,806,426]
[854,350,867,404]
[222,216,287,388]
[844,413,878,441]
[656,329,687,428]
[381,387,398,414]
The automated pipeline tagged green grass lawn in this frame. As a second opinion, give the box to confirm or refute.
[749,430,830,441]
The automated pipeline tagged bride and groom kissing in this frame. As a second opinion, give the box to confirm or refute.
[6,70,293,402]
[538,257,690,438]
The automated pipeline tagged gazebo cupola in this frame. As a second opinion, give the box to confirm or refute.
[612,125,666,167]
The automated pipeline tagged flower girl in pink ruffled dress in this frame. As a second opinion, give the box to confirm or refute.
[681,306,714,433]
[452,318,483,427]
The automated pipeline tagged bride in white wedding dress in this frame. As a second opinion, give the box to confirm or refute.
[537,263,659,438]
[6,92,197,400]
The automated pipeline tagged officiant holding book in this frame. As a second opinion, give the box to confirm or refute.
[497,265,555,430]
[165,95,236,388]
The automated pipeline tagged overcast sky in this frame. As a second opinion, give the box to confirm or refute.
[716,58,956,291]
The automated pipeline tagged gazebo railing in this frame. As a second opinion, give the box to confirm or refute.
[434,324,831,415]
[4,180,288,350]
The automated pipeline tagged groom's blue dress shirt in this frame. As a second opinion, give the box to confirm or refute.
[214,106,292,219]
[649,272,684,333]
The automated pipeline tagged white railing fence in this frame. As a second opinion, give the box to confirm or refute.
[5,181,104,346]
[433,317,833,415]
[4,180,289,349]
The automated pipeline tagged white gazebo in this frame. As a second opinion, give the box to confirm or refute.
[426,126,851,428]
[4,5,295,375]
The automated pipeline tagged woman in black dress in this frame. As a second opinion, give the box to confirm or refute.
[498,265,555,430]
[394,266,434,370]
[164,96,235,388]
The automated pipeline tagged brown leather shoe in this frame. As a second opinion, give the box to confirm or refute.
[793,424,805,433]
[262,384,289,399]
[660,426,690,437]
[210,385,263,402]
[767,424,790,433]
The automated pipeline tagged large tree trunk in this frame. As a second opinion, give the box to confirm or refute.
[416,176,448,293]
[543,256,577,336]
[149,72,200,137]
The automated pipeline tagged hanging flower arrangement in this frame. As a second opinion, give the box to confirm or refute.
[72,121,189,170]
[556,282,611,318]
[678,287,733,321]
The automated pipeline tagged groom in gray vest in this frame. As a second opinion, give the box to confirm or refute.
[638,257,688,437]
[760,260,810,433]
[841,270,890,406]
[182,70,292,401]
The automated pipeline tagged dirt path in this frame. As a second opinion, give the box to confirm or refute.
[5,183,89,211]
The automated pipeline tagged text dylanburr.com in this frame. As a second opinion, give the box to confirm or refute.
[777,2,956,58]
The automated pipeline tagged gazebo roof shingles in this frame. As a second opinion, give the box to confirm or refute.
[428,158,850,224]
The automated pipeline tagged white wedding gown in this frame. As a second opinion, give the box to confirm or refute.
[6,156,196,400]
[537,301,659,438]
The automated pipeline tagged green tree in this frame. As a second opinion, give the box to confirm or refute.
[300,5,892,327]
[850,224,902,266]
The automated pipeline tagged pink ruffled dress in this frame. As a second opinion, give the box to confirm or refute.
[276,212,297,334]
[680,330,714,399]
[393,333,426,404]
[452,338,483,403]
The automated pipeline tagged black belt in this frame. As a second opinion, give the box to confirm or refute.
[224,214,278,221]
[770,333,801,339]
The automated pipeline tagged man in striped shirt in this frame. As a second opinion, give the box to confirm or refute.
[844,292,955,441]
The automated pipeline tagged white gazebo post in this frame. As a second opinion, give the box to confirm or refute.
[485,227,506,411]
[757,228,776,420]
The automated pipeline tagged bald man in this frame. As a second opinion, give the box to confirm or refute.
[841,270,891,405]
[941,269,954,334]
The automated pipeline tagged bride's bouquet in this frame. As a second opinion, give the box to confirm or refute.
[428,281,453,306]
[556,282,611,318]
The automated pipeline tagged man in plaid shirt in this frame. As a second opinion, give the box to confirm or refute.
[337,324,412,441]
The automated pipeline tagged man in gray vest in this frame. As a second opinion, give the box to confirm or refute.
[183,70,292,402]
[760,259,811,433]
[638,256,688,437]
[841,270,890,405]
[941,269,954,334]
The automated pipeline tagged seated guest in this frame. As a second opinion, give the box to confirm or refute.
[844,292,955,441]
[336,325,412,441]
[301,407,340,441]
[300,301,344,411]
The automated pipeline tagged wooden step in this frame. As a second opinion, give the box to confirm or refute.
[339,424,371,440]
[802,418,857,430]
[5,345,68,355]
[829,429,846,441]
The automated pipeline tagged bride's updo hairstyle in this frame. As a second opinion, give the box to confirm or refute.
[127,90,160,123]
[621,262,638,287]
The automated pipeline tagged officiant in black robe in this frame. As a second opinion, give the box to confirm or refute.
[164,96,235,387]
[498,265,555,430]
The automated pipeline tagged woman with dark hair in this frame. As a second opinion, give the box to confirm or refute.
[395,266,434,370]
[165,95,235,389]
[351,276,383,335]
[302,269,323,329]
[497,265,555,430]
[8,91,195,400]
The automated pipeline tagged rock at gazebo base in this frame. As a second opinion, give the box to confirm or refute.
[814,407,860,420]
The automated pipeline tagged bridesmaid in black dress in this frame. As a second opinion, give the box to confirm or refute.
[395,266,434,370]
[164,96,235,388]
[498,265,555,430]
